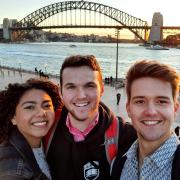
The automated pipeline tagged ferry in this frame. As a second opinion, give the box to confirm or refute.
[146,45,169,50]
[69,44,76,47]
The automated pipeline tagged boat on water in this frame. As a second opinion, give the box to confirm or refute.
[69,44,76,47]
[146,45,169,50]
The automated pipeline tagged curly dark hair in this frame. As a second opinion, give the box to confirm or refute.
[0,78,62,143]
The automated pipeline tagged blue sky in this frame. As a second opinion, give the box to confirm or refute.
[0,0,179,26]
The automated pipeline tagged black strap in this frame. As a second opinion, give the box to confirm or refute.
[171,144,180,180]
[111,155,127,180]
[117,117,137,157]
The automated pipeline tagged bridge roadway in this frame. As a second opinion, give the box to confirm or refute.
[1,25,180,31]
[9,25,150,30]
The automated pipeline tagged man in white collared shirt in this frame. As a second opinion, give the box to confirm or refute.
[111,60,180,180]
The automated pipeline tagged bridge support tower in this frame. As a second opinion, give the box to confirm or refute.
[148,12,163,44]
[3,18,17,41]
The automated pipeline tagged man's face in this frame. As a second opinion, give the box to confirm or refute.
[61,66,104,124]
[126,77,179,144]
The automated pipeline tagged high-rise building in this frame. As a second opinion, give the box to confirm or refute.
[148,12,163,44]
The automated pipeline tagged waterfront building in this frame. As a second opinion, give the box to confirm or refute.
[163,34,180,46]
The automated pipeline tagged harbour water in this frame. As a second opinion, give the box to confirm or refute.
[0,42,180,78]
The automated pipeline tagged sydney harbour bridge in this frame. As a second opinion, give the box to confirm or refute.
[1,1,180,42]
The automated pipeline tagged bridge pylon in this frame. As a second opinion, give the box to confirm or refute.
[3,18,18,41]
[148,12,163,44]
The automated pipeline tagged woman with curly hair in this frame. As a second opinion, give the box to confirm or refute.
[0,78,62,180]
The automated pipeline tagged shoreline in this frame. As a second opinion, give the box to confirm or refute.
[0,65,59,79]
[0,65,125,87]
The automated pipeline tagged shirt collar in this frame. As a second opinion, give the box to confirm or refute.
[149,133,179,168]
[66,113,99,142]
[126,133,180,169]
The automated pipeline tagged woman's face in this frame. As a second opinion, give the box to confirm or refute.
[12,89,55,148]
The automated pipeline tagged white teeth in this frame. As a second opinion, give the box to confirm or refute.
[75,102,88,107]
[143,121,159,125]
[33,121,47,126]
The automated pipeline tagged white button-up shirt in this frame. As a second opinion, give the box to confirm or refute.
[120,134,179,180]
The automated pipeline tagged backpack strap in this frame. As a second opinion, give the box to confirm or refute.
[171,144,180,180]
[105,116,120,164]
[44,109,61,155]
[110,154,127,180]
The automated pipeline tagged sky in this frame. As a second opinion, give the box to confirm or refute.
[0,0,179,37]
[0,0,179,25]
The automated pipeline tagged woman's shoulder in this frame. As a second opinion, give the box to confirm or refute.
[0,142,34,179]
[0,141,20,158]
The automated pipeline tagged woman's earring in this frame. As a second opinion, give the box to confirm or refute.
[11,118,17,125]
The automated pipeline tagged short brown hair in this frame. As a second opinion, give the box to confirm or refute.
[60,55,103,86]
[126,60,180,102]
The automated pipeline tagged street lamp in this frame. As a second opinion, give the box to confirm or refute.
[115,28,120,82]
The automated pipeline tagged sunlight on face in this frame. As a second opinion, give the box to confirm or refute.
[61,66,104,126]
[126,77,179,144]
[12,89,55,148]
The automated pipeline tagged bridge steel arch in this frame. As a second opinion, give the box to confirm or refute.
[15,1,148,42]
